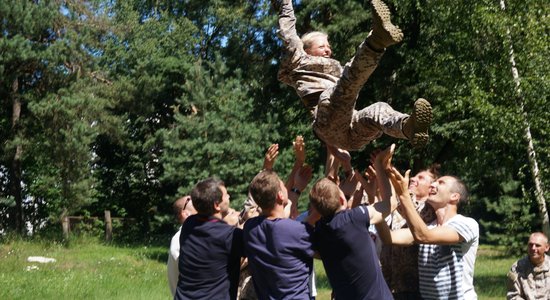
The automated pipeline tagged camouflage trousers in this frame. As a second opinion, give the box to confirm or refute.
[313,41,408,150]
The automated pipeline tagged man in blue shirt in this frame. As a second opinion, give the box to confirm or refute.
[175,178,244,300]
[308,145,396,300]
[244,170,315,300]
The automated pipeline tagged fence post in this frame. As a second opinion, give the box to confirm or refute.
[105,210,112,242]
[62,216,70,239]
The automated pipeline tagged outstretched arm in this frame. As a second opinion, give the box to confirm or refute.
[286,135,305,190]
[272,0,308,86]
[388,167,462,244]
[272,0,303,54]
[367,144,397,225]
[375,218,415,246]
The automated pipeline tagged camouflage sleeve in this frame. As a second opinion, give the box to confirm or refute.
[506,262,525,300]
[272,0,304,85]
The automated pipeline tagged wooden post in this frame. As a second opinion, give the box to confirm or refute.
[62,216,69,239]
[105,210,112,242]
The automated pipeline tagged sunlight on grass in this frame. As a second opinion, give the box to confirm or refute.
[313,245,518,300]
[0,237,170,300]
[1,238,518,300]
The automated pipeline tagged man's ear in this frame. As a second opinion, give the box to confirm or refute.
[449,192,460,205]
[339,195,347,206]
[276,190,285,204]
[213,200,222,213]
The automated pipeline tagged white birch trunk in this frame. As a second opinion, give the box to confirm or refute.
[500,0,549,237]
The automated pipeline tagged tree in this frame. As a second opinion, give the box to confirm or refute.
[0,0,111,233]
[499,0,549,237]
[161,57,284,209]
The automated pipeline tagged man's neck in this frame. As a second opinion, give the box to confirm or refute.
[530,256,546,267]
[435,205,457,226]
[262,206,286,220]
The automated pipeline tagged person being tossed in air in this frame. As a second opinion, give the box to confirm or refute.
[273,0,432,151]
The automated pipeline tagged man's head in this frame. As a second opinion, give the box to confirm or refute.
[309,178,345,218]
[527,232,549,266]
[409,168,438,200]
[190,178,230,216]
[173,195,197,224]
[427,175,468,209]
[302,31,332,58]
[248,170,288,211]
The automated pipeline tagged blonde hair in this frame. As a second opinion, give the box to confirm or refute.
[309,178,342,218]
[301,31,328,50]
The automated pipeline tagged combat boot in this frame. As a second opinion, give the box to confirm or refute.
[367,0,404,51]
[403,98,432,148]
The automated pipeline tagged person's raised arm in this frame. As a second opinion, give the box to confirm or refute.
[367,144,396,225]
[288,164,313,220]
[375,216,415,246]
[388,167,462,244]
[361,166,378,205]
[272,0,303,55]
[286,135,305,190]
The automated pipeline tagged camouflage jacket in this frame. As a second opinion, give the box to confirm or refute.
[380,196,436,294]
[273,0,342,108]
[507,255,550,300]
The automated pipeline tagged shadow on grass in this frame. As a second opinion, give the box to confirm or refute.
[142,248,169,263]
[475,274,507,297]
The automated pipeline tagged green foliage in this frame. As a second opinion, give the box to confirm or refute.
[480,179,537,255]
[0,0,547,242]
[161,57,282,209]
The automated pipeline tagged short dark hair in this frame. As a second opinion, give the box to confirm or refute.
[449,176,469,205]
[191,178,224,215]
[249,170,281,211]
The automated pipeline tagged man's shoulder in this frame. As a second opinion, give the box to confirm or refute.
[509,256,533,277]
[446,214,479,237]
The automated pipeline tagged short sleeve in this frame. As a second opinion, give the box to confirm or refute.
[352,205,371,228]
[447,216,479,244]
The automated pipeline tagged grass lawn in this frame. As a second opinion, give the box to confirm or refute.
[0,237,171,300]
[0,237,518,299]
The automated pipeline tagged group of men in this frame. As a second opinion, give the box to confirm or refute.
[165,0,548,298]
[166,140,486,300]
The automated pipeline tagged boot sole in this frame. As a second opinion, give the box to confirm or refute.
[411,98,432,148]
[371,0,403,45]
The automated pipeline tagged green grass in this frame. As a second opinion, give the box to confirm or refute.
[473,245,517,300]
[1,238,518,300]
[0,236,171,300]
[313,244,518,300]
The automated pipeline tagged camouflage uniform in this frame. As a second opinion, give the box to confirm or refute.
[380,195,437,299]
[274,0,408,151]
[507,255,550,300]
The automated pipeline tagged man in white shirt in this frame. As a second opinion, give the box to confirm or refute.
[377,170,479,300]
[167,195,196,297]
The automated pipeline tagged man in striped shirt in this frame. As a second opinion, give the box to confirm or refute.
[377,169,479,300]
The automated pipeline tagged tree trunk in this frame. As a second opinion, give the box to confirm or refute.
[500,0,549,237]
[10,78,24,234]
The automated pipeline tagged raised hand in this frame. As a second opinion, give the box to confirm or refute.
[293,135,305,165]
[263,143,279,171]
[388,167,411,199]
[293,164,313,191]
